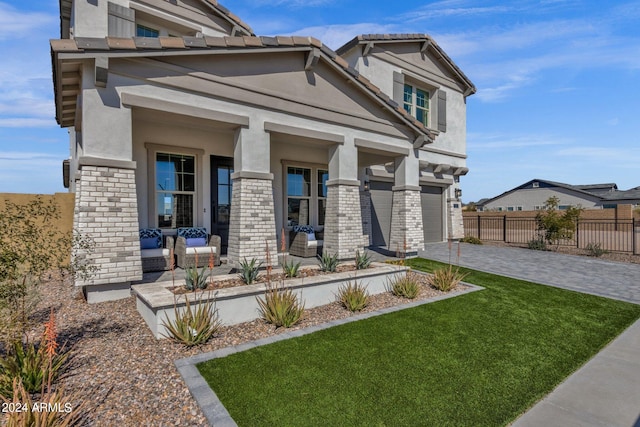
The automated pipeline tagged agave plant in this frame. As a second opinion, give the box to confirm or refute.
[317,252,339,272]
[282,258,301,278]
[184,265,209,291]
[355,250,371,270]
[337,280,370,312]
[238,258,262,285]
[161,293,221,347]
[256,281,305,328]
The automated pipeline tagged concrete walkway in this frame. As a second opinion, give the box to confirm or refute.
[421,243,640,427]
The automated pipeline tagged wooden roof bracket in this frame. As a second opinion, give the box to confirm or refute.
[305,48,321,71]
[362,41,375,57]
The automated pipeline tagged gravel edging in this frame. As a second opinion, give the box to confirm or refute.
[8,270,475,426]
[176,280,484,427]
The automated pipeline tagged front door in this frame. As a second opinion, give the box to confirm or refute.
[210,156,234,254]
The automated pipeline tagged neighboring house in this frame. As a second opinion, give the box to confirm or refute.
[477,179,640,212]
[51,0,476,302]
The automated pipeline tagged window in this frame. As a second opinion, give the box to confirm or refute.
[287,167,311,227]
[317,169,328,225]
[155,153,195,228]
[403,84,429,127]
[507,206,515,212]
[517,206,523,211]
[136,24,159,37]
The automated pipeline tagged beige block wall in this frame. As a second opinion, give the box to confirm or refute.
[465,204,633,221]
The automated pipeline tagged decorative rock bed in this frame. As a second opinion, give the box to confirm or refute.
[133,262,409,339]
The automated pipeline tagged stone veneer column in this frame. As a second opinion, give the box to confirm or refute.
[447,191,465,239]
[73,159,142,302]
[227,172,277,267]
[323,181,364,259]
[360,187,372,246]
[389,187,424,256]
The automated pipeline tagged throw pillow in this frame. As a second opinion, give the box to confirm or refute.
[140,237,160,249]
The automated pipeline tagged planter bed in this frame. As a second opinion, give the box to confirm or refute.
[133,262,408,339]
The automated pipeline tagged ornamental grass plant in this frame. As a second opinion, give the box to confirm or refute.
[256,281,305,328]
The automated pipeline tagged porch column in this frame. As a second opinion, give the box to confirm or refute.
[323,139,364,259]
[73,83,142,302]
[359,167,372,246]
[227,126,277,267]
[447,184,465,239]
[389,151,424,256]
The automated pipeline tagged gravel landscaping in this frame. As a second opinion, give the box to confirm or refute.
[17,269,466,426]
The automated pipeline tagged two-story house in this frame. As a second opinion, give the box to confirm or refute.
[51,0,476,302]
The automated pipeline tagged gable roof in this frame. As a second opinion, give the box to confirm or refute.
[50,34,437,141]
[336,33,476,96]
[479,179,621,206]
[57,0,254,39]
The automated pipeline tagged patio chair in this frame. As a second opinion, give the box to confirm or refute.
[139,228,175,272]
[175,227,221,268]
[289,225,323,258]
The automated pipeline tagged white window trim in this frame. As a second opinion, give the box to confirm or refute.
[145,143,204,230]
[282,160,328,230]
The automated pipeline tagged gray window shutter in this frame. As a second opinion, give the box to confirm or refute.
[108,2,135,38]
[392,71,404,106]
[437,90,447,132]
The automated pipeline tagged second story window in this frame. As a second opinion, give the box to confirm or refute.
[137,24,159,37]
[403,84,429,127]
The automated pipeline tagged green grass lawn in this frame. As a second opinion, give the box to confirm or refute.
[197,258,640,426]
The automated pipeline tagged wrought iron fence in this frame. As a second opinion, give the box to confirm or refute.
[463,215,639,255]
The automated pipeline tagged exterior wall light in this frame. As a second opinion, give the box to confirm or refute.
[454,188,462,199]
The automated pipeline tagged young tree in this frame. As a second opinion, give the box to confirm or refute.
[535,196,582,251]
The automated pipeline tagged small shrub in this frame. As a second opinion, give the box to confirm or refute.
[257,282,305,328]
[318,252,339,272]
[238,258,262,285]
[527,237,547,251]
[0,339,69,399]
[184,265,209,291]
[585,242,607,257]
[355,250,372,270]
[337,280,369,312]
[387,274,420,299]
[1,378,86,427]
[162,293,221,347]
[427,265,467,292]
[460,236,483,245]
[282,258,301,278]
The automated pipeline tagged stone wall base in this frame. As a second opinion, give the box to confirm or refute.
[389,189,425,254]
[84,282,132,304]
[227,176,277,268]
[323,183,365,259]
[73,164,142,289]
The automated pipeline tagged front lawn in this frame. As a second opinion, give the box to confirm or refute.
[197,258,640,426]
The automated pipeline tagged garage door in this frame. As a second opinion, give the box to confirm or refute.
[369,181,393,247]
[421,186,444,243]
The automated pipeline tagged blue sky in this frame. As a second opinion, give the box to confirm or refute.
[1,0,639,202]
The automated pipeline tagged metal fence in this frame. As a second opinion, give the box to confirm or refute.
[463,215,639,255]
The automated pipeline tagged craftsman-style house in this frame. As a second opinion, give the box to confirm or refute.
[51,0,475,301]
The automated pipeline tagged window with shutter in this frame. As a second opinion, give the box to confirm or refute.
[108,2,135,37]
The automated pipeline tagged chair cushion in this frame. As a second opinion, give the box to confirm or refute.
[185,246,216,255]
[186,237,207,247]
[177,227,207,239]
[141,248,170,258]
[307,240,318,248]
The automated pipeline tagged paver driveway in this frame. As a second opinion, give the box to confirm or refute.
[421,242,640,304]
